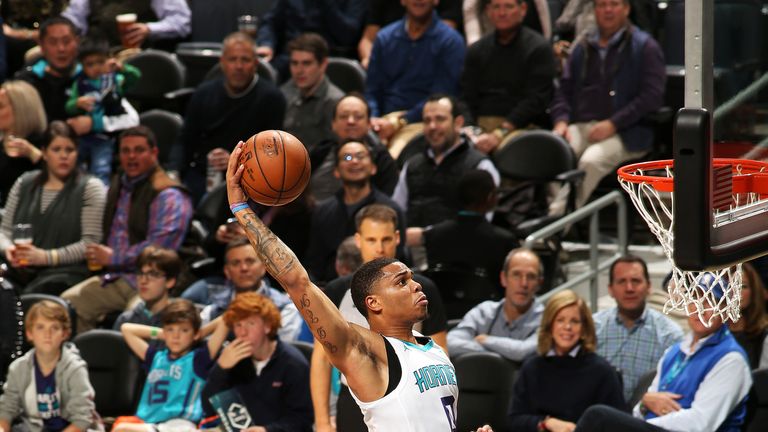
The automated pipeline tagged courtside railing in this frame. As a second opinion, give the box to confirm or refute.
[526,190,629,309]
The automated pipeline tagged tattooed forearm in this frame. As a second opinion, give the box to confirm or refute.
[241,214,297,277]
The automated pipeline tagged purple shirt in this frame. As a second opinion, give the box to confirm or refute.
[105,174,193,287]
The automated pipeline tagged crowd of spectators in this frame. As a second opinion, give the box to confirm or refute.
[0,0,764,431]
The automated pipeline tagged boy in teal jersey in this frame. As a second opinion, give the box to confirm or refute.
[116,299,228,432]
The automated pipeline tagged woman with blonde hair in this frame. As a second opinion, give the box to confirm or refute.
[729,262,768,369]
[0,79,48,205]
[508,289,625,432]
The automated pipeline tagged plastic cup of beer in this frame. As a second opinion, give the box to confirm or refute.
[4,135,23,158]
[116,13,139,49]
[86,243,104,272]
[237,15,258,38]
[12,223,32,266]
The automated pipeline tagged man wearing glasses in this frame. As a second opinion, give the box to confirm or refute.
[113,247,181,329]
[305,140,406,284]
[62,126,193,334]
[447,248,544,361]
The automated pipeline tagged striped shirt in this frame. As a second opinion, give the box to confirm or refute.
[594,306,684,401]
[0,175,106,264]
[106,176,193,285]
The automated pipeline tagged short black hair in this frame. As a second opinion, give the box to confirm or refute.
[287,32,329,63]
[119,125,157,148]
[78,36,110,60]
[609,255,650,285]
[40,16,80,40]
[425,93,463,118]
[351,257,399,318]
[458,169,495,208]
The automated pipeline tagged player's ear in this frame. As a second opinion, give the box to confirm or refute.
[366,295,383,314]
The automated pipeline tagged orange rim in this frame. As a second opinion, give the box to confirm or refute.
[618,158,768,194]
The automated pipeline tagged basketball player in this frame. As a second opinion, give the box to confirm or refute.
[226,141,492,432]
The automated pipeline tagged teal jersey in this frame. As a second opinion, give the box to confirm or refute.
[136,346,213,423]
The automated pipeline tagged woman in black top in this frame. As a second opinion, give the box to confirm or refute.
[508,289,625,432]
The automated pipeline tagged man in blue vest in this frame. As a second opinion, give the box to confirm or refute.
[574,273,752,432]
[549,0,665,212]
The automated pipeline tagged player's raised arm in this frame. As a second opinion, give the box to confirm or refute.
[225,142,378,371]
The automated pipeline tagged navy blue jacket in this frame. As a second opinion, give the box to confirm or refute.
[550,26,665,152]
[201,340,313,432]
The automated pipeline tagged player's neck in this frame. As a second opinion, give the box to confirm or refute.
[375,322,417,344]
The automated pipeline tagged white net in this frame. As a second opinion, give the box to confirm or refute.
[618,164,743,326]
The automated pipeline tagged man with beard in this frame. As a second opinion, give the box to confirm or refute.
[393,94,499,228]
[305,141,406,284]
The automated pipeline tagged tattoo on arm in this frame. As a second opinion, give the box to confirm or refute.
[299,294,339,354]
[241,214,342,355]
[242,214,296,276]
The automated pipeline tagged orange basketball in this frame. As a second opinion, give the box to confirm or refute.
[238,130,311,206]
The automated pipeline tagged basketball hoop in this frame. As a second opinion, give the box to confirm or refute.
[618,158,768,326]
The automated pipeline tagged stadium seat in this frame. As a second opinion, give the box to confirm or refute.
[491,130,584,292]
[73,330,143,421]
[139,109,183,168]
[453,351,518,432]
[326,57,366,94]
[288,340,313,363]
[628,369,657,409]
[175,42,223,87]
[422,263,501,320]
[124,49,187,113]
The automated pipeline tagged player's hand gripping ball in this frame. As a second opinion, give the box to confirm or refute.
[238,130,311,206]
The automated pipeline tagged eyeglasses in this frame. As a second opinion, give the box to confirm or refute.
[135,270,166,280]
[509,271,539,282]
[341,152,370,163]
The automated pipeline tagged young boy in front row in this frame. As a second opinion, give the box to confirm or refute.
[113,247,181,330]
[0,301,101,432]
[115,300,228,432]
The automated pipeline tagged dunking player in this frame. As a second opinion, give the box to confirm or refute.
[226,142,491,432]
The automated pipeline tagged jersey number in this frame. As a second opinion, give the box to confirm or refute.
[441,395,457,431]
[148,379,170,404]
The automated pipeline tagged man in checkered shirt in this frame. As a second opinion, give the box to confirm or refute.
[593,255,684,402]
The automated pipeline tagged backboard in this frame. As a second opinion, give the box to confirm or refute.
[670,0,768,271]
